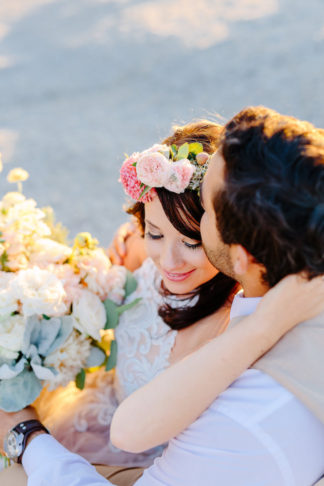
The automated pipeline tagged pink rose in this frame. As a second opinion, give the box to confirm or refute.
[141,144,170,158]
[164,159,195,194]
[120,154,156,203]
[136,152,171,187]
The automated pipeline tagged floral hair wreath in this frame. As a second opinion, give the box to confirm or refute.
[120,142,210,203]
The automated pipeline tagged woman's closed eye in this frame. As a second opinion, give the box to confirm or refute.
[146,232,163,240]
[184,241,201,250]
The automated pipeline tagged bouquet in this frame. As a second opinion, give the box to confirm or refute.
[0,166,138,414]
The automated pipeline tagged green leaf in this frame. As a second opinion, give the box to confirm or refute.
[176,143,189,160]
[117,298,141,315]
[42,314,51,320]
[139,185,152,199]
[0,369,42,412]
[106,340,117,371]
[171,144,178,158]
[85,346,106,368]
[75,368,86,390]
[124,270,138,297]
[0,251,8,270]
[188,142,203,155]
[104,299,119,329]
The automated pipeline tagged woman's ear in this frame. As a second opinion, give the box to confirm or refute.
[229,245,251,276]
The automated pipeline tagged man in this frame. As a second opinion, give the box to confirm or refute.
[1,106,324,485]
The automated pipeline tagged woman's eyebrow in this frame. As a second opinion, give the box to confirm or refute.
[145,219,160,230]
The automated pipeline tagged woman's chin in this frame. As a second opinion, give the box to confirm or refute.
[162,277,196,296]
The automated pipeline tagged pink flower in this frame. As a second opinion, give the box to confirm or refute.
[120,154,156,203]
[141,144,170,158]
[136,152,171,187]
[50,264,82,308]
[164,159,195,194]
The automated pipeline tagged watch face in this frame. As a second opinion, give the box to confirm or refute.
[4,430,24,460]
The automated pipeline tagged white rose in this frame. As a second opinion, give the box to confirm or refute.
[0,315,25,352]
[10,267,67,317]
[0,287,19,317]
[72,290,106,340]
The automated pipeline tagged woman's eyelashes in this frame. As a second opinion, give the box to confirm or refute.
[146,231,201,250]
[146,231,163,240]
[184,241,202,250]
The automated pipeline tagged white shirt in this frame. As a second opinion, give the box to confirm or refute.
[23,294,324,486]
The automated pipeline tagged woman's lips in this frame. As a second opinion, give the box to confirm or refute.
[163,269,195,282]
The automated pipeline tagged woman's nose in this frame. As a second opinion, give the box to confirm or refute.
[160,242,183,270]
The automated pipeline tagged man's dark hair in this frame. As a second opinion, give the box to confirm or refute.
[215,106,324,287]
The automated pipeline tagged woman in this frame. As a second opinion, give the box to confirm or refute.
[36,120,324,468]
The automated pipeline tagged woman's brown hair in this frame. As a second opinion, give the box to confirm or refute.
[127,120,238,330]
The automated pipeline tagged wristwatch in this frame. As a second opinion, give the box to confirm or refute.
[4,419,50,463]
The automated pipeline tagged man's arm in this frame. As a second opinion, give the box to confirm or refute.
[0,408,114,486]
[23,434,113,486]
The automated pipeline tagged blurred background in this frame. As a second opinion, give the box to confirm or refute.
[0,0,323,245]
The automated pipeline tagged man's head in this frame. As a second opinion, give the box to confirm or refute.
[200,106,324,292]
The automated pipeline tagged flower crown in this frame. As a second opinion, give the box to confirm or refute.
[120,142,210,203]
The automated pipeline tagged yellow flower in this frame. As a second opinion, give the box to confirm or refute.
[7,168,29,183]
[73,232,98,250]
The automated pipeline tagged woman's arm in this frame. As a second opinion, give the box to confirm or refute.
[110,274,324,453]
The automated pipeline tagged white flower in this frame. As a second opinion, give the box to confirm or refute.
[0,315,25,352]
[7,168,29,183]
[72,289,106,340]
[0,273,19,317]
[5,199,51,238]
[76,248,112,299]
[0,192,26,210]
[0,271,15,290]
[10,267,67,317]
[106,265,127,304]
[29,238,72,267]
[0,345,19,362]
[44,329,91,390]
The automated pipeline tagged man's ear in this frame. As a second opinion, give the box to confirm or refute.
[229,245,251,276]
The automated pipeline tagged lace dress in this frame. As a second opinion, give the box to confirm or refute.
[36,258,180,467]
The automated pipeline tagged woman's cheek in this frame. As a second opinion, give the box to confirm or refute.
[144,238,160,262]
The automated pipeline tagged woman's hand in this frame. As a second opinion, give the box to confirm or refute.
[111,273,324,453]
[107,221,147,271]
[254,273,324,344]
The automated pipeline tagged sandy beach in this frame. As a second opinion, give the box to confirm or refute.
[0,0,323,245]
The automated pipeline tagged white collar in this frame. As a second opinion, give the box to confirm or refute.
[230,289,262,320]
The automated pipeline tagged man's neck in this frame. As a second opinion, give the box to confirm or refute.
[241,279,269,298]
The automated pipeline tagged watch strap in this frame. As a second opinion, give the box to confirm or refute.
[13,420,50,463]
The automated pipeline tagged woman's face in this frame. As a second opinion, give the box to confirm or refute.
[144,197,218,295]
